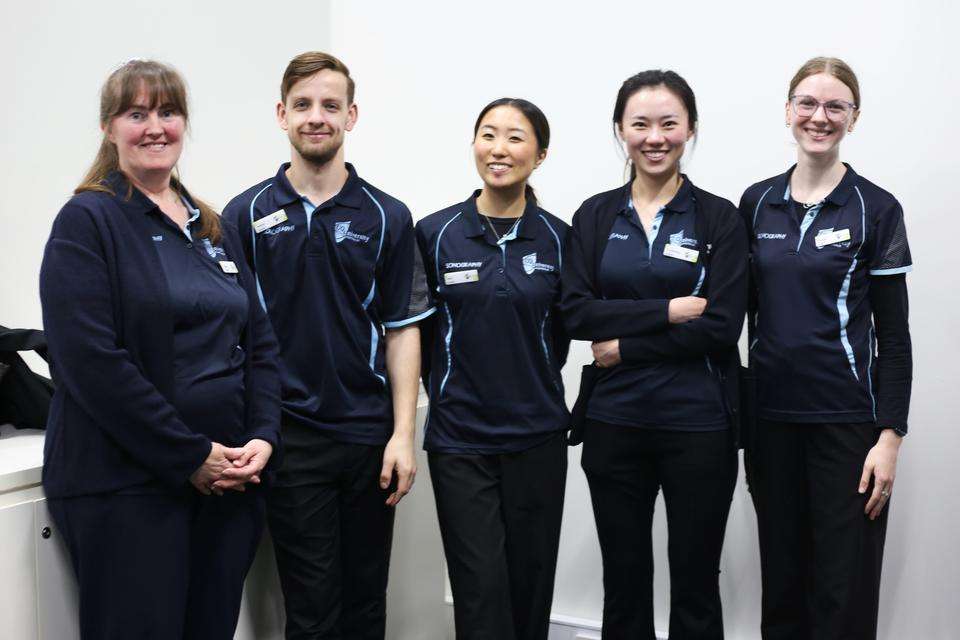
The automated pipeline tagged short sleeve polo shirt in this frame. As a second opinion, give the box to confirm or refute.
[415,192,570,453]
[142,197,249,446]
[223,163,433,445]
[741,164,913,424]
[586,178,728,430]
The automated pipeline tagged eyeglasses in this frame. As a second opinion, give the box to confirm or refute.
[789,95,857,122]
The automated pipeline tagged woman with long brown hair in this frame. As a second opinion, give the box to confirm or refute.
[39,60,281,639]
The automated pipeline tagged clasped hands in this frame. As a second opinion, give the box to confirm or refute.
[189,439,274,496]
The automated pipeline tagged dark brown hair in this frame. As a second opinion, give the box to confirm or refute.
[281,51,355,104]
[612,70,698,181]
[76,60,220,243]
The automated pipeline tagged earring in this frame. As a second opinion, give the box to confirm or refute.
[785,122,790,127]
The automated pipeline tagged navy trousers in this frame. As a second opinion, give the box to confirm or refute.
[48,487,265,640]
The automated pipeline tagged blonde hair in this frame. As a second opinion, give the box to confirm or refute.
[77,60,221,243]
[788,56,861,108]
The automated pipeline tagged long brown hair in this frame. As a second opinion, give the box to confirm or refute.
[77,60,221,243]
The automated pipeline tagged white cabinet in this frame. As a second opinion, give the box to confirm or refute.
[0,426,286,639]
[35,500,79,640]
[0,498,40,639]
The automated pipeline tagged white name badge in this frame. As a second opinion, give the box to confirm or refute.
[253,210,288,234]
[444,269,479,285]
[219,261,239,274]
[815,228,851,248]
[663,243,700,263]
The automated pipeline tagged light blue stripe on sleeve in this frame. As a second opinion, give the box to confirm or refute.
[870,266,913,276]
[383,306,437,328]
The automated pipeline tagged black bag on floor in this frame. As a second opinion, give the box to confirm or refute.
[0,325,54,430]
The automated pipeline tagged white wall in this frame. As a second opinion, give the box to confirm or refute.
[330,1,960,638]
[3,1,960,639]
[0,0,333,332]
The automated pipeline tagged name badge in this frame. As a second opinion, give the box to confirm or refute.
[444,269,479,285]
[253,210,288,234]
[815,228,851,248]
[219,261,239,274]
[663,243,700,263]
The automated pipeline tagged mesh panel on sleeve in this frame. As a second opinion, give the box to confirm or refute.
[877,216,910,270]
[407,245,432,316]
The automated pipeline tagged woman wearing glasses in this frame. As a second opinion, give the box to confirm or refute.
[740,57,913,639]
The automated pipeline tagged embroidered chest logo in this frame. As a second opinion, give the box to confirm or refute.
[445,261,483,269]
[609,232,629,240]
[264,224,295,236]
[152,235,163,242]
[202,238,226,259]
[522,253,555,275]
[669,229,698,248]
[757,232,788,240]
[335,221,371,244]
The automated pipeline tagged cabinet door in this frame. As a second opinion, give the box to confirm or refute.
[35,500,80,640]
[234,531,285,640]
[0,499,40,639]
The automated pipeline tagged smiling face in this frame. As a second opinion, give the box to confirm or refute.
[473,105,545,192]
[107,86,185,180]
[278,69,357,166]
[618,85,694,179]
[787,72,859,159]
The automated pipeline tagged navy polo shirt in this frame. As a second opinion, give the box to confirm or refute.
[144,200,248,445]
[223,163,433,445]
[415,192,570,453]
[588,179,728,430]
[741,164,912,424]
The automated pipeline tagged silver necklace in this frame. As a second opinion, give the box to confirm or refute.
[481,213,520,242]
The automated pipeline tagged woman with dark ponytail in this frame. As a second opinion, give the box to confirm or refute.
[414,98,570,640]
[561,70,747,638]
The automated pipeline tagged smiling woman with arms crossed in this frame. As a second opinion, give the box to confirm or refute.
[561,70,747,639]
[39,60,280,639]
[740,57,913,640]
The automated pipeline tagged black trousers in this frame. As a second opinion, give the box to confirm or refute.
[48,488,265,640]
[581,420,738,640]
[267,427,395,640]
[429,432,568,640]
[747,420,888,640]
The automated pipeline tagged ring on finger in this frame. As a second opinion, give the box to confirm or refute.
[880,488,891,497]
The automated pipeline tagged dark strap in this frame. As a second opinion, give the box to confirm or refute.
[0,326,49,361]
